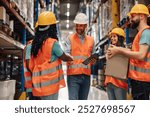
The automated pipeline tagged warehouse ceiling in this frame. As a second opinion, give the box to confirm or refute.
[59,0,91,31]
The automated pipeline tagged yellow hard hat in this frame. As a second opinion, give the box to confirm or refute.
[35,22,38,28]
[109,28,125,39]
[127,12,131,18]
[128,4,149,16]
[38,11,58,26]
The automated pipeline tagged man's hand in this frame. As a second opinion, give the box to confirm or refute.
[90,57,97,64]
[107,45,120,58]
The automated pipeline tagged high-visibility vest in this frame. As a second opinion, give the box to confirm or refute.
[29,38,65,96]
[105,76,128,90]
[23,40,32,88]
[128,26,150,82]
[67,33,94,76]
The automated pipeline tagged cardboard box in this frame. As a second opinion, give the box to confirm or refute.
[105,54,129,80]
[9,20,14,31]
[6,13,9,26]
[0,7,6,24]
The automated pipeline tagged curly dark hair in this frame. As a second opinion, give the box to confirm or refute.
[117,36,125,47]
[110,35,125,47]
[31,24,58,57]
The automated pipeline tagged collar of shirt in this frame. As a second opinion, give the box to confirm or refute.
[77,34,85,40]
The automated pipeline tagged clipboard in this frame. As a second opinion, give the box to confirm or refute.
[105,54,129,80]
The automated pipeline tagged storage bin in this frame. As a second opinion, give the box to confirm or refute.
[0,80,16,100]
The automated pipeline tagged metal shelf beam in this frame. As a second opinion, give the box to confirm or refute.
[0,31,24,49]
[0,31,24,57]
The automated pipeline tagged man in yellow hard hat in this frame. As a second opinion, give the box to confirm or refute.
[107,4,150,100]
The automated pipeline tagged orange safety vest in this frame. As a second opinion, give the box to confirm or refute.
[23,40,32,88]
[128,26,150,82]
[67,33,94,76]
[29,38,65,96]
[105,76,128,90]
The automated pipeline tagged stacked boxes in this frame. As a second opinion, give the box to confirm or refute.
[0,7,6,25]
[6,14,9,26]
[10,0,34,29]
[100,1,112,38]
[0,7,12,36]
[27,0,34,29]
[9,21,14,32]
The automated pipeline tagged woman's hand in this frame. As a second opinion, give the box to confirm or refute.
[59,53,74,61]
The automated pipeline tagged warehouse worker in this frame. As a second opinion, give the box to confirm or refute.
[107,4,150,100]
[65,13,95,100]
[23,23,39,100]
[29,11,73,100]
[105,28,128,100]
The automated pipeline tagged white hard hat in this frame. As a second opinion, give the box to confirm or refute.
[73,13,88,24]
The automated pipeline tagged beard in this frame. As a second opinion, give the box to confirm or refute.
[130,19,140,29]
[147,17,150,26]
[76,29,85,35]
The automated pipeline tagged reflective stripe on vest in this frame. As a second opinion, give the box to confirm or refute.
[144,57,150,62]
[24,63,32,88]
[24,68,32,80]
[129,64,150,73]
[25,76,32,81]
[68,63,90,69]
[32,64,62,77]
[24,68,28,72]
[33,75,64,88]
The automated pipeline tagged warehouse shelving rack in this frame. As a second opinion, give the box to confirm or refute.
[0,0,35,99]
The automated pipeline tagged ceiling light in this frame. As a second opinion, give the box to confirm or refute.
[67,3,70,9]
[66,20,69,23]
[65,12,70,16]
[66,24,69,29]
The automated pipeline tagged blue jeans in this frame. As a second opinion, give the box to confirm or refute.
[67,74,90,100]
[40,92,58,100]
[27,92,40,100]
[107,83,127,100]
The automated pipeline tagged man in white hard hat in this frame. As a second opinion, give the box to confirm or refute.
[65,13,95,100]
